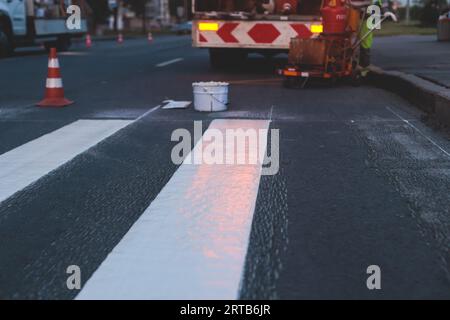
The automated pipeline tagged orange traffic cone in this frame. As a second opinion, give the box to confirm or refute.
[86,34,92,48]
[117,33,124,44]
[147,32,153,43]
[37,48,73,107]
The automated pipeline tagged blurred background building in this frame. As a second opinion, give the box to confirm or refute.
[84,0,449,35]
[85,0,192,34]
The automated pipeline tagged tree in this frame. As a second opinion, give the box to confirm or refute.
[125,0,149,33]
[420,0,448,26]
[85,0,110,26]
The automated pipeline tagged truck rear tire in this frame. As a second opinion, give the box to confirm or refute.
[56,36,72,52]
[209,49,224,69]
[0,29,13,58]
[44,36,72,53]
[209,48,247,69]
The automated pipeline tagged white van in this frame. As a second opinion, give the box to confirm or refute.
[0,0,88,57]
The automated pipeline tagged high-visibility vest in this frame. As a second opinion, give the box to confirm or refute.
[360,0,384,49]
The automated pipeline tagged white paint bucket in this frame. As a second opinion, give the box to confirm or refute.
[192,82,229,112]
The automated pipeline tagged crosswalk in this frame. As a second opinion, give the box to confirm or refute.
[0,119,132,204]
[3,101,450,299]
[0,113,271,299]
[77,119,270,300]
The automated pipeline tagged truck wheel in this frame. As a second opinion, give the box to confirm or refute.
[44,41,57,52]
[283,77,296,89]
[56,36,72,52]
[44,37,71,53]
[209,49,226,69]
[0,29,13,58]
[350,72,362,87]
[209,49,247,69]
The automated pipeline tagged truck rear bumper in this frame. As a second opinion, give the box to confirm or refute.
[192,20,322,50]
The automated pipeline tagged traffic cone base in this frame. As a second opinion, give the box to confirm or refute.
[37,97,73,107]
[86,34,92,48]
[37,48,73,108]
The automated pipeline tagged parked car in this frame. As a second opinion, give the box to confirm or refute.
[172,21,192,35]
[0,0,88,57]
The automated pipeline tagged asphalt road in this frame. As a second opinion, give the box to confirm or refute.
[0,35,450,299]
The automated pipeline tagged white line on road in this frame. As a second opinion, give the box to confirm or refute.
[0,119,132,204]
[155,58,184,67]
[77,119,270,300]
[135,105,161,121]
[59,52,89,56]
[386,106,450,158]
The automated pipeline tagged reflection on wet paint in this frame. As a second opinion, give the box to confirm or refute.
[77,119,270,300]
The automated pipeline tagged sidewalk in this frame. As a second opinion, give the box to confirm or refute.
[372,35,450,88]
[370,35,450,126]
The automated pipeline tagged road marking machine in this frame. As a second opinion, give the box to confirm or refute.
[281,0,396,88]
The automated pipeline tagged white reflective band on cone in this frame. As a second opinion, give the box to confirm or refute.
[48,58,60,68]
[46,78,63,88]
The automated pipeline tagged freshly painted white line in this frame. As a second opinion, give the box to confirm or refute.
[77,119,270,300]
[155,58,184,67]
[59,51,89,56]
[386,106,450,158]
[0,119,132,204]
[135,105,161,121]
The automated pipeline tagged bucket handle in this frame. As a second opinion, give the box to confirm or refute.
[201,86,229,106]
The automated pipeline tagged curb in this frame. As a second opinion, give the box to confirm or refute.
[369,66,450,126]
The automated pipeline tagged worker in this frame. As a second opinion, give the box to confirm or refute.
[351,0,389,77]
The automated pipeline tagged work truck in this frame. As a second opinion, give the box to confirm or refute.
[192,0,324,67]
[0,0,88,57]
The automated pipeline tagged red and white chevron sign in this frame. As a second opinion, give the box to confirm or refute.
[193,20,321,49]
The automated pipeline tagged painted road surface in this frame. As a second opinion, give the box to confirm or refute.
[0,35,449,299]
[0,120,131,204]
[77,119,269,299]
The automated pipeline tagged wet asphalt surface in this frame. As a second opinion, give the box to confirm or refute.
[0,35,449,299]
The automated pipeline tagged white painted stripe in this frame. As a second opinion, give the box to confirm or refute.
[0,119,132,204]
[59,52,89,56]
[46,78,63,88]
[155,58,184,67]
[77,119,270,300]
[386,106,450,158]
[135,105,161,121]
[48,58,60,68]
